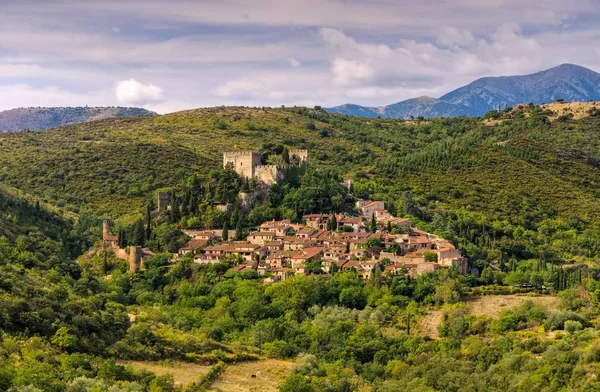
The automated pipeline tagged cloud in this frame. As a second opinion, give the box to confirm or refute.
[288,57,302,67]
[115,79,164,105]
[331,59,374,85]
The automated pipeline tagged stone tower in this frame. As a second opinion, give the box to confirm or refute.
[157,192,171,213]
[223,151,262,179]
[102,220,113,239]
[289,149,309,164]
[129,246,142,272]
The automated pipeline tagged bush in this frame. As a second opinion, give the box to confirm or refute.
[544,311,587,331]
[564,320,583,334]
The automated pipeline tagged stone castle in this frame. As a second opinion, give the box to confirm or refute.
[223,149,308,185]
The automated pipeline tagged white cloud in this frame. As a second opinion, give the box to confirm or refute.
[437,27,474,48]
[288,57,302,67]
[115,79,164,104]
[331,59,374,85]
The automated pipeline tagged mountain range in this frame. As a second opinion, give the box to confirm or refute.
[0,106,155,132]
[326,63,600,118]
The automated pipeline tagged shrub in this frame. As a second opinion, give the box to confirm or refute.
[564,320,583,334]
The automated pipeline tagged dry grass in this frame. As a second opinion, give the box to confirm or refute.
[417,295,560,338]
[118,360,211,386]
[419,310,444,338]
[541,101,598,120]
[467,295,559,318]
[207,359,294,392]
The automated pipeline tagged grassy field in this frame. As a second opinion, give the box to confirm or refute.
[118,360,211,386]
[207,359,294,392]
[467,294,559,317]
[418,295,560,338]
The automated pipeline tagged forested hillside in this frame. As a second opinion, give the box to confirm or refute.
[2,104,600,390]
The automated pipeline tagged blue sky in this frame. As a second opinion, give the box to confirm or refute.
[1,0,599,113]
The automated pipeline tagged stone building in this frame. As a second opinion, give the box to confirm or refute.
[223,149,308,185]
[129,246,142,272]
[157,192,171,212]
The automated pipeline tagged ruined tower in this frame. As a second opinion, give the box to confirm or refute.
[129,246,142,272]
[102,220,113,239]
[289,149,309,164]
[157,192,171,213]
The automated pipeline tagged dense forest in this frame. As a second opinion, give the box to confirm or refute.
[1,104,600,390]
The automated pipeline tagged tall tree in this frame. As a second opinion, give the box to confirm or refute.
[370,213,377,233]
[235,218,243,241]
[222,221,229,242]
[145,204,152,240]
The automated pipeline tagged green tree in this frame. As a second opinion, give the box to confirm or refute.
[370,213,377,233]
[222,221,229,242]
[235,218,243,241]
[145,203,152,240]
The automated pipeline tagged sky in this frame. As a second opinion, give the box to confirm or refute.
[1,0,600,114]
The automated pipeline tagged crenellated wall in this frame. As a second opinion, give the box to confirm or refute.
[223,150,307,185]
[223,151,262,179]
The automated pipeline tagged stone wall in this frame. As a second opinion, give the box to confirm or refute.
[254,165,284,185]
[129,246,142,272]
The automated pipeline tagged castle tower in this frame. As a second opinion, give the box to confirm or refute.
[157,192,171,213]
[102,220,113,239]
[129,246,142,272]
[223,151,262,179]
[289,149,308,164]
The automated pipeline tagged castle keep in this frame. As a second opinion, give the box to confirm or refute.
[223,149,308,185]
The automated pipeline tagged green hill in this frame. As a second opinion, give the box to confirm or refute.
[2,105,600,390]
[2,105,600,265]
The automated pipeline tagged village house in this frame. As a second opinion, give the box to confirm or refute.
[303,214,329,230]
[265,250,297,268]
[247,231,276,245]
[171,194,469,280]
[260,219,295,236]
[291,247,325,267]
[178,238,209,256]
[356,200,385,219]
[339,217,364,232]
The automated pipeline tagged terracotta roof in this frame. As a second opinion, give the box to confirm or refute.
[292,247,324,260]
[248,231,275,237]
[103,235,118,241]
[360,201,383,209]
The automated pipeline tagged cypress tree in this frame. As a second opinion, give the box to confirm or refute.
[387,221,392,233]
[133,220,145,247]
[330,215,337,231]
[235,218,243,241]
[222,221,229,242]
[230,205,240,228]
[146,204,152,240]
[370,213,377,233]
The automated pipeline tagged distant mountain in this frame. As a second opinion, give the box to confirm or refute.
[326,64,600,119]
[0,106,155,132]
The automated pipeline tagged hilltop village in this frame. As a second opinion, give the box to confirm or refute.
[103,150,468,281]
